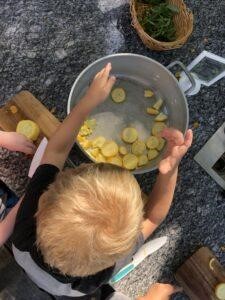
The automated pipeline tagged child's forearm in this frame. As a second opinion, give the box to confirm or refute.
[142,129,192,240]
[41,63,115,169]
[0,131,7,148]
[0,199,22,246]
[41,96,93,169]
[0,130,36,154]
[146,167,178,225]
[50,96,96,153]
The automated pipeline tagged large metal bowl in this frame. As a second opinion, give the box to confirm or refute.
[67,53,189,174]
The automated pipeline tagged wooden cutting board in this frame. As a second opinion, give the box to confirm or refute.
[0,91,60,145]
[175,247,225,300]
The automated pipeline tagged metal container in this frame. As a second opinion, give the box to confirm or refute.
[67,53,191,174]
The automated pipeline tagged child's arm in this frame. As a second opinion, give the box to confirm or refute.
[142,129,193,240]
[137,283,182,300]
[0,198,22,246]
[41,63,116,170]
[0,131,36,155]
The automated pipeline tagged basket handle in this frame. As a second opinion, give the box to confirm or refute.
[167,61,196,95]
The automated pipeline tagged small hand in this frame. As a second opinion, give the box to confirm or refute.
[138,283,182,300]
[84,62,116,107]
[0,131,36,155]
[159,128,193,174]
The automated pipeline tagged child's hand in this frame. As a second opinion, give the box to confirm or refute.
[83,62,116,108]
[0,131,36,155]
[159,128,193,174]
[138,283,182,300]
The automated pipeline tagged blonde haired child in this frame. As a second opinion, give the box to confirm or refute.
[12,63,192,299]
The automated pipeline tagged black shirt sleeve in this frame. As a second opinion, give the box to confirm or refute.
[12,164,59,250]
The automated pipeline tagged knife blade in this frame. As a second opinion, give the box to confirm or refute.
[28,137,48,178]
[28,137,77,178]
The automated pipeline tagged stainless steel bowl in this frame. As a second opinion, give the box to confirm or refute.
[68,53,189,174]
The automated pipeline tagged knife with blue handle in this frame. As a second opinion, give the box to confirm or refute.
[110,236,168,284]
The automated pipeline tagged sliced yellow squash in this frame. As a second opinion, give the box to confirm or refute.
[80,139,92,149]
[138,155,148,167]
[147,107,159,115]
[209,258,215,271]
[79,124,92,136]
[101,141,119,157]
[10,105,18,114]
[144,89,154,98]
[153,98,163,110]
[77,134,86,142]
[123,153,138,170]
[119,146,128,155]
[156,137,166,151]
[147,149,159,160]
[152,122,167,137]
[146,136,159,149]
[111,87,126,103]
[122,127,138,144]
[16,120,40,141]
[155,112,168,122]
[131,140,146,156]
[85,118,96,129]
[92,136,106,148]
[215,283,225,300]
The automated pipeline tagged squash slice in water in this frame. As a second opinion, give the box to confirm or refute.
[111,88,126,103]
[156,137,166,151]
[119,146,128,155]
[146,136,159,150]
[123,153,138,170]
[147,107,159,115]
[155,112,168,122]
[122,127,138,144]
[153,98,163,110]
[101,141,118,157]
[132,140,146,155]
[138,155,148,167]
[152,122,167,137]
[147,149,159,160]
[92,136,106,148]
[80,139,92,149]
[144,89,154,98]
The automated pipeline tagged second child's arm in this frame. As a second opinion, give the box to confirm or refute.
[137,283,182,300]
[142,128,193,240]
[41,63,116,169]
[0,131,36,155]
[0,198,22,246]
[142,168,178,239]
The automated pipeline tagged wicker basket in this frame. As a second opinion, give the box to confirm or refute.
[130,0,193,51]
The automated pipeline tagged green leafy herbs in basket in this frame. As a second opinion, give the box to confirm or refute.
[139,3,180,42]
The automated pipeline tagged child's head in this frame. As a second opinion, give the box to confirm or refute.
[36,163,143,277]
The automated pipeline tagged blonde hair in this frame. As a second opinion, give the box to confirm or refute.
[36,163,143,277]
